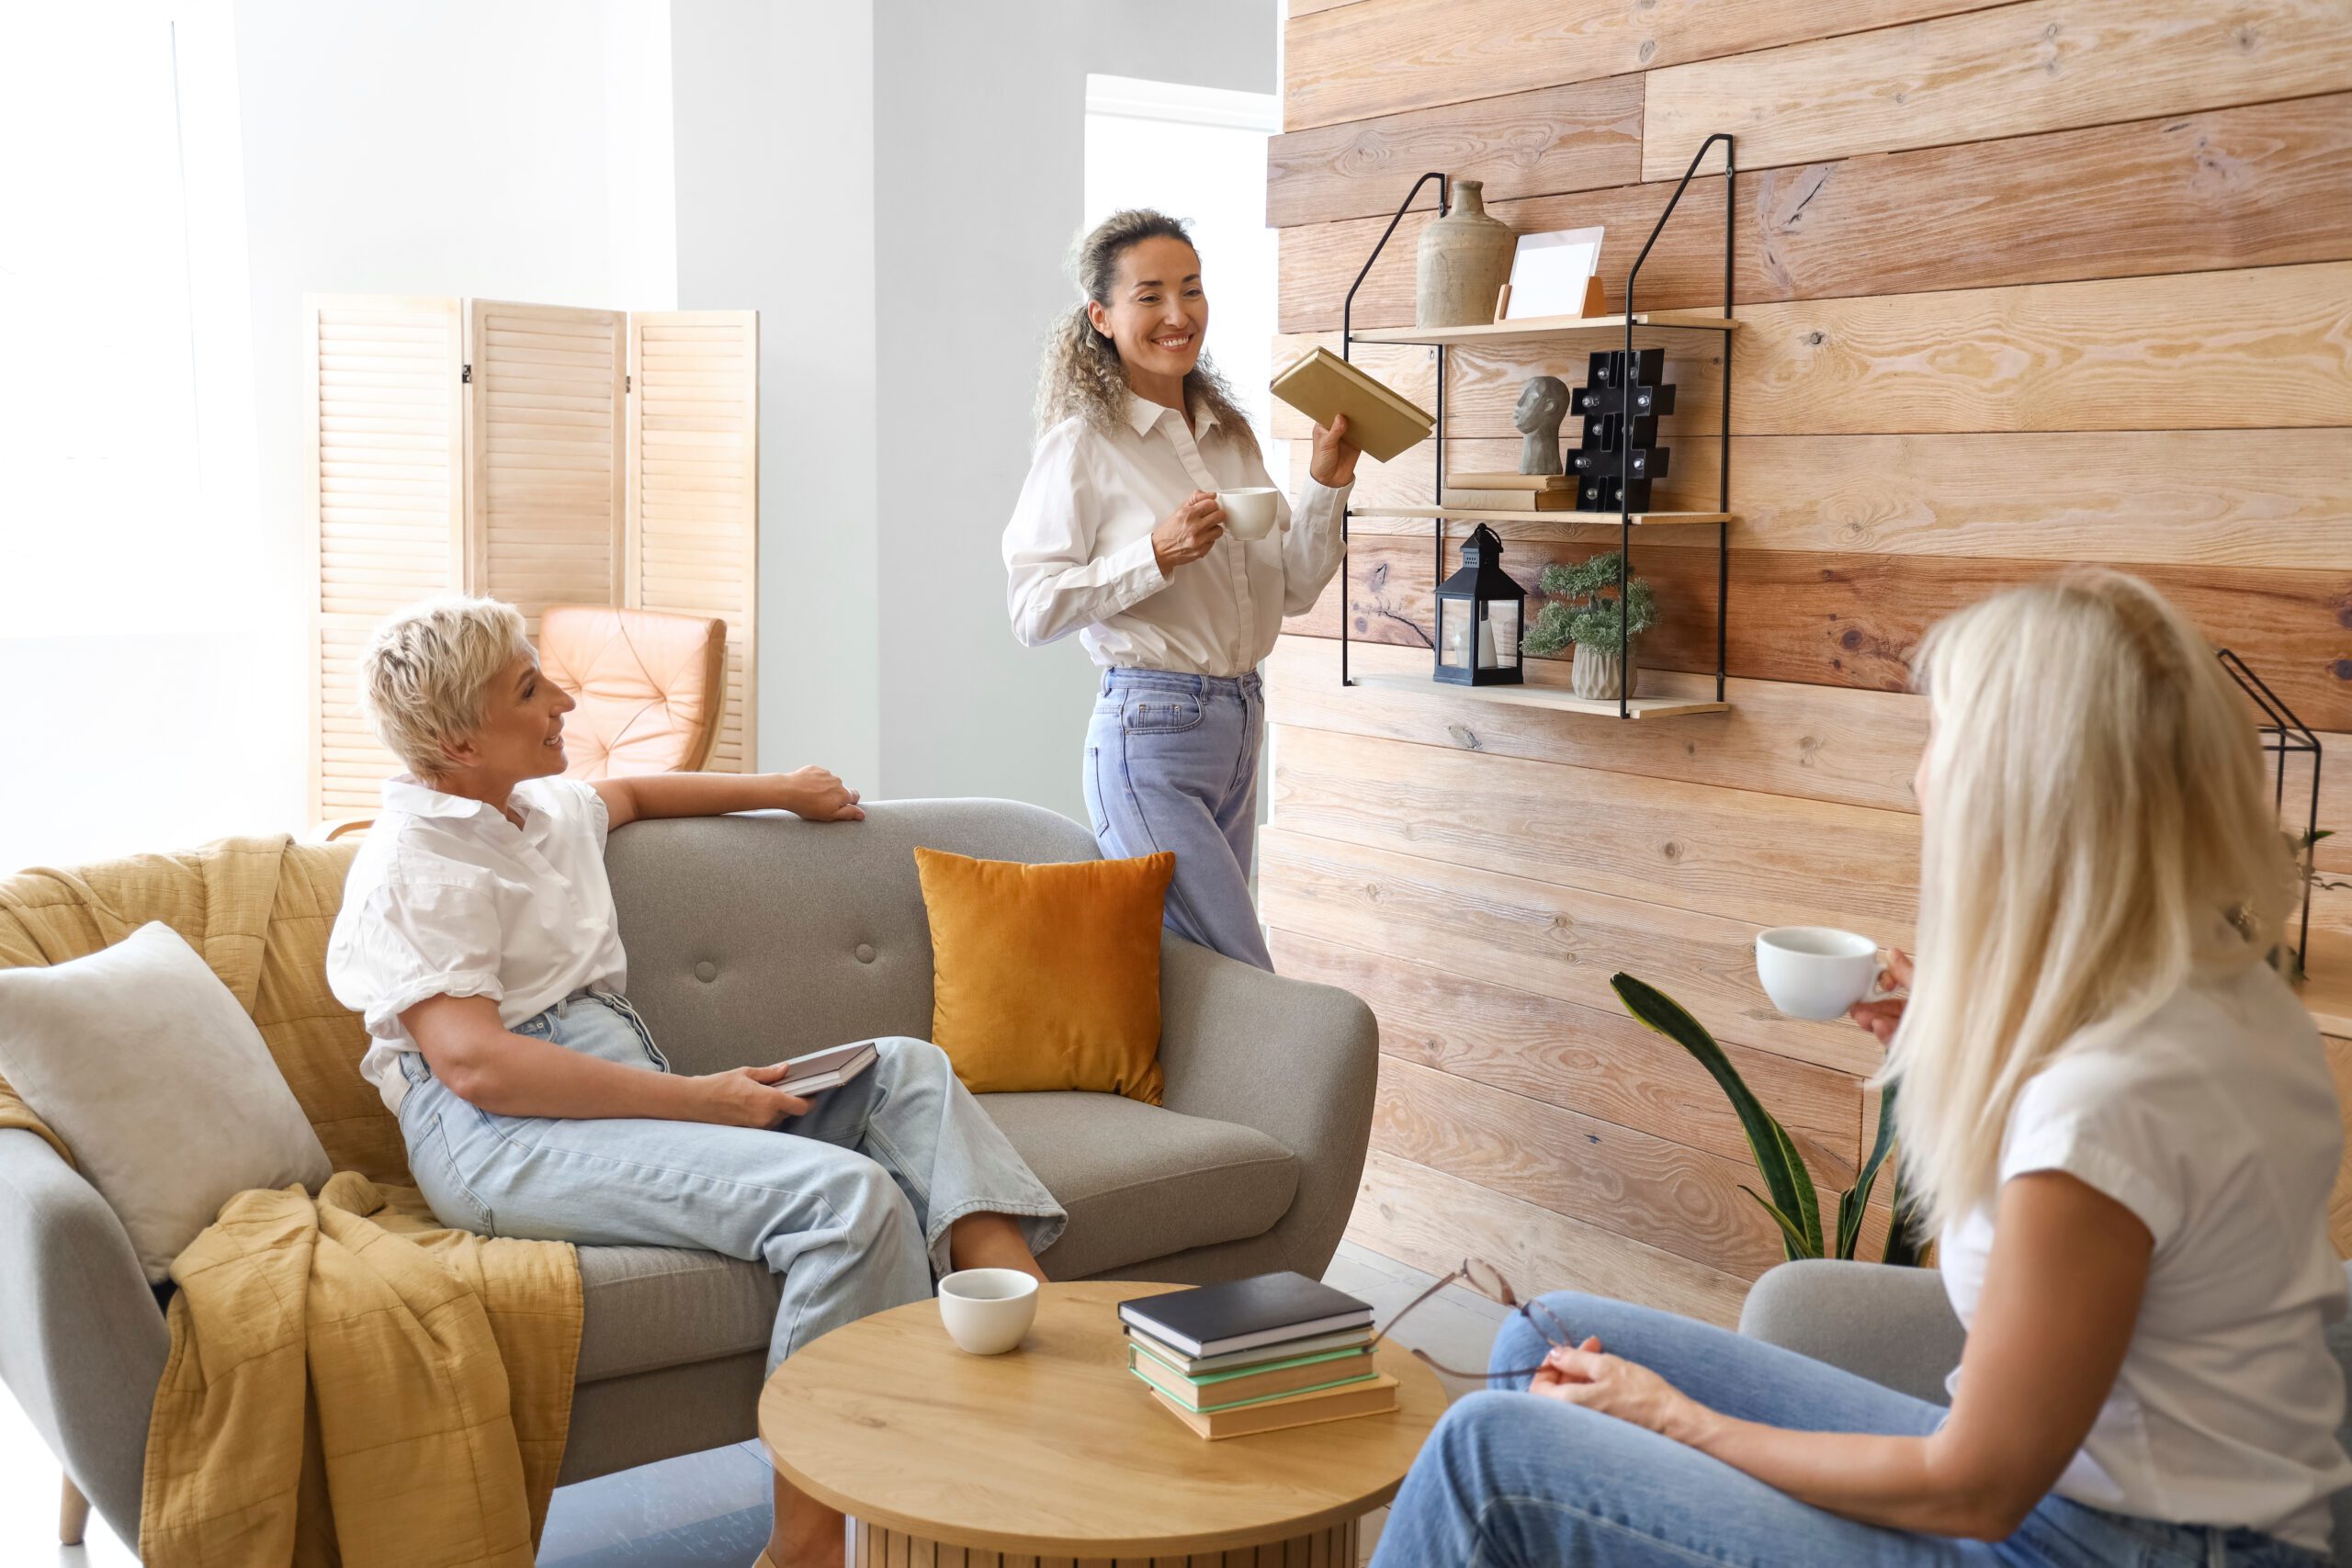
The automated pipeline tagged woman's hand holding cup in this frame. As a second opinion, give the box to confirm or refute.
[1848,948,1914,1046]
[1151,490,1226,575]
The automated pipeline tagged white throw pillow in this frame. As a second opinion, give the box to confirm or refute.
[0,920,334,1281]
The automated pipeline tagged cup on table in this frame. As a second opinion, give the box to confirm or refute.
[937,1268,1040,1355]
[1216,487,1279,541]
[1755,927,1882,1021]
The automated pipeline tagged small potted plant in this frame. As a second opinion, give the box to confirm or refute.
[1524,551,1657,700]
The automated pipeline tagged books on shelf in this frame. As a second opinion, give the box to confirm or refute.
[1440,488,1578,511]
[1120,1272,1392,1439]
[1270,347,1435,464]
[1442,471,1572,491]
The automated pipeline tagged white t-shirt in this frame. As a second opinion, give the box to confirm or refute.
[326,774,626,1115]
[1001,393,1351,677]
[1938,957,2352,1551]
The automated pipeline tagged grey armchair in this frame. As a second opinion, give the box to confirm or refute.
[1741,1258,2352,1562]
[0,798,1381,1550]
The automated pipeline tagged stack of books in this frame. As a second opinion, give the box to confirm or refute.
[1119,1272,1395,1438]
[1441,470,1577,511]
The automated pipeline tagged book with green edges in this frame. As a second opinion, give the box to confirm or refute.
[1140,1371,1401,1439]
[1126,1339,1376,1411]
[1126,1355,1381,1415]
[1122,1321,1373,1378]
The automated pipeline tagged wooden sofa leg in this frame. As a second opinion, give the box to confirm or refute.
[61,1472,90,1546]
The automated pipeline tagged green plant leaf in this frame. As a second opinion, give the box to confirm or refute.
[1839,1080,1901,1258]
[1740,1187,1823,1262]
[1834,1185,1860,1260]
[1611,974,1820,1255]
[1882,1161,1927,1268]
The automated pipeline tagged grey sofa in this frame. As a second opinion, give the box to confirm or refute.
[1742,1258,2352,1562]
[0,798,1380,1551]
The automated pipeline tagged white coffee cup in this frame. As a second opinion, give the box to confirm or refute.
[1755,927,1881,1021]
[1216,488,1280,541]
[937,1268,1040,1355]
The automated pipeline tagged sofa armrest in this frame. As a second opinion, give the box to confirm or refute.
[1153,935,1380,1275]
[1738,1258,1962,1408]
[0,1128,170,1549]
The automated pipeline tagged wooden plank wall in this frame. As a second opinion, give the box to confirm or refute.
[1264,0,2352,1325]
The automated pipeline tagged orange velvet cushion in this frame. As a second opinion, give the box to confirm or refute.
[912,846,1175,1104]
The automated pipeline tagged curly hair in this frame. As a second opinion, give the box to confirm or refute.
[1035,208,1255,450]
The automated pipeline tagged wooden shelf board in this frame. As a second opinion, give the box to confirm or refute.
[1351,507,1730,529]
[1349,312,1738,346]
[1347,671,1730,719]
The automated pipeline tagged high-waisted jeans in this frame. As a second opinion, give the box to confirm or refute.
[1082,666,1271,969]
[1370,1291,2330,1568]
[393,992,1066,1371]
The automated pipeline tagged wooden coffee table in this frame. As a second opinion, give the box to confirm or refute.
[757,1280,1445,1565]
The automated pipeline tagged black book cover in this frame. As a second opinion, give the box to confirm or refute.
[1118,1272,1374,1356]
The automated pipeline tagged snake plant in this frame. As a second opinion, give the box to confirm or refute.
[1611,973,1923,1266]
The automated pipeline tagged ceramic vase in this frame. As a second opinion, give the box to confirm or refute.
[1416,178,1515,328]
[1569,638,1642,701]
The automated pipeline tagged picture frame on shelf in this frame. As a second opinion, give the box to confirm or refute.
[1498,226,1606,321]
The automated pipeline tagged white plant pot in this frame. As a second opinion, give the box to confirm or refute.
[1569,639,1641,701]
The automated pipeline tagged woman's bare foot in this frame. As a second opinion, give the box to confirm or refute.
[948,1211,1048,1282]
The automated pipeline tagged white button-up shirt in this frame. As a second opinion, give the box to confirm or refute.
[326,773,627,1114]
[1002,395,1352,677]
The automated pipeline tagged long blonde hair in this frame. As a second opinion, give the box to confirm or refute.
[1887,570,2293,1233]
[1035,208,1254,446]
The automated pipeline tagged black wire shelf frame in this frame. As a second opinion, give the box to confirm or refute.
[1336,133,1736,719]
[2220,649,2325,976]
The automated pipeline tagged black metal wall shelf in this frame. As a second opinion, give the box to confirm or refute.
[1337,134,1736,719]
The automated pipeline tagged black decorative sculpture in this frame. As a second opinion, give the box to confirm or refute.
[1568,348,1675,513]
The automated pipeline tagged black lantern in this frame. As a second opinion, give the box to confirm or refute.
[1433,524,1525,686]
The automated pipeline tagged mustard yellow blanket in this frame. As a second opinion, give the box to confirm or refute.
[0,836,582,1567]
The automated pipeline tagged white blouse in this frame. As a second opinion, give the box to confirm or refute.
[1937,957,2352,1552]
[326,774,627,1114]
[1002,394,1352,678]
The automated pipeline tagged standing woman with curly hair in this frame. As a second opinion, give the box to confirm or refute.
[1003,209,1361,969]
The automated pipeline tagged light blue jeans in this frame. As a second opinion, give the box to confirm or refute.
[1371,1292,2330,1568]
[1082,667,1271,970]
[393,992,1066,1371]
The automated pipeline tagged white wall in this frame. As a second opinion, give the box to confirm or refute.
[670,0,883,793]
[232,0,675,833]
[667,0,1275,818]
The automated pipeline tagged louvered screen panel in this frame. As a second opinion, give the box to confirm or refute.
[468,301,628,637]
[626,310,759,773]
[305,294,465,822]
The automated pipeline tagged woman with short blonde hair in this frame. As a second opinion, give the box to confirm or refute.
[1370,570,2346,1567]
[329,594,1064,1568]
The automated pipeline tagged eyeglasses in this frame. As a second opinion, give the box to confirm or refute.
[1363,1257,1580,1382]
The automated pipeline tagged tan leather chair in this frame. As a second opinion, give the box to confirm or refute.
[538,604,728,779]
[310,606,728,842]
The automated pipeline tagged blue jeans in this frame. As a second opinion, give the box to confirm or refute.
[1082,667,1271,969]
[393,993,1065,1371]
[1371,1292,2329,1568]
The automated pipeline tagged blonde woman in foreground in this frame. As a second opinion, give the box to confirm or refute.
[1371,571,2347,1567]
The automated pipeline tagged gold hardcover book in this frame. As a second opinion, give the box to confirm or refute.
[1270,347,1434,464]
[1444,471,1573,491]
[1439,488,1578,511]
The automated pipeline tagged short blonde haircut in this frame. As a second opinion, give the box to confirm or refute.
[1887,570,2292,1235]
[356,596,530,779]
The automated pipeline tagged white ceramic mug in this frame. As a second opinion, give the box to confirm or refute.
[1755,927,1881,1021]
[937,1268,1040,1355]
[1216,487,1280,541]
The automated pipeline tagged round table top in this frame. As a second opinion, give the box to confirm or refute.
[757,1280,1446,1558]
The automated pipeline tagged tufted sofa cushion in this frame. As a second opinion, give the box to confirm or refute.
[538,604,727,779]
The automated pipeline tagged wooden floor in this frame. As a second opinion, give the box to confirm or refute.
[0,1244,1506,1568]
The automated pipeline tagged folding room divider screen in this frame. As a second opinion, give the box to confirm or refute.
[303,296,759,823]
